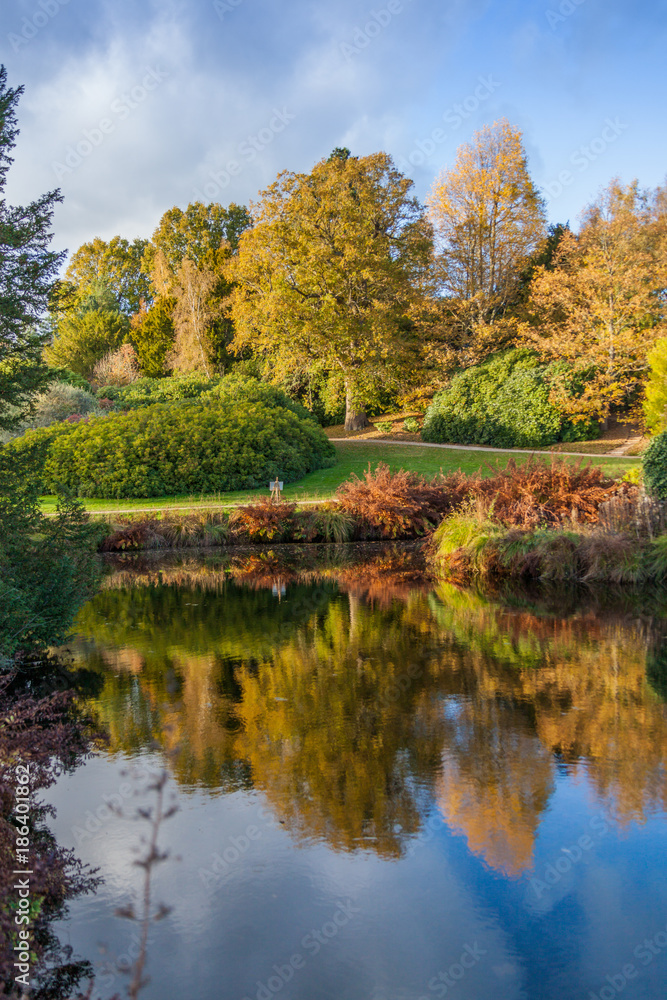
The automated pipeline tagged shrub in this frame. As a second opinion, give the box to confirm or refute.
[39,398,336,498]
[422,349,598,448]
[204,375,317,423]
[336,463,467,538]
[643,430,667,500]
[471,457,622,527]
[230,498,298,542]
[403,416,420,433]
[0,422,75,484]
[0,382,101,443]
[99,511,231,551]
[98,372,222,409]
[92,343,141,388]
[374,420,394,434]
[308,505,356,543]
[46,367,91,390]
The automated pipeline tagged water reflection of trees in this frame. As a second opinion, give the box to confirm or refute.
[67,553,667,871]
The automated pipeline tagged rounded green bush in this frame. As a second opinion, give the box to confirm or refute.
[98,372,223,408]
[204,375,316,423]
[422,350,598,449]
[37,398,336,498]
[643,430,667,500]
[1,422,75,484]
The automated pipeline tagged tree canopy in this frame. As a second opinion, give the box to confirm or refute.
[65,235,152,315]
[525,179,667,421]
[227,151,433,429]
[428,119,547,307]
[144,201,251,278]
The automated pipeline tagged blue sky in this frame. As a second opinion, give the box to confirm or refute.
[2,0,665,260]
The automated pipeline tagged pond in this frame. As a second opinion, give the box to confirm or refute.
[44,545,667,1000]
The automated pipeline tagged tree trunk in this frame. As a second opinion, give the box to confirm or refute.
[344,388,371,431]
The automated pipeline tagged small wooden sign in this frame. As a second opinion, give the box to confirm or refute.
[269,479,284,500]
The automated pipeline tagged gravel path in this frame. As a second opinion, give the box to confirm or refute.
[328,437,628,459]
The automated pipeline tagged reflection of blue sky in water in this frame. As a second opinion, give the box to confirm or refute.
[45,555,667,999]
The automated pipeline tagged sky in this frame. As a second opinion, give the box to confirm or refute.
[1,0,666,262]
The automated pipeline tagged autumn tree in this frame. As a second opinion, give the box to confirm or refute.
[168,260,221,376]
[525,179,667,423]
[227,151,433,430]
[426,119,547,367]
[66,235,152,315]
[144,201,250,375]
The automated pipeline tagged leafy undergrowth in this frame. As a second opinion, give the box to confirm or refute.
[433,491,667,586]
[98,459,635,554]
[468,457,627,526]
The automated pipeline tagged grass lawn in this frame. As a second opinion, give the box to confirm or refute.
[39,441,641,516]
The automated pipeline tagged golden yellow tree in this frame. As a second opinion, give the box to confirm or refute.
[227,150,433,430]
[427,119,547,333]
[525,179,667,422]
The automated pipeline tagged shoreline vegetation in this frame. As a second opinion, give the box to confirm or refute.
[38,441,639,516]
[89,459,667,588]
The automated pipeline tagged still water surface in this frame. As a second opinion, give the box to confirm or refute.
[46,546,667,1000]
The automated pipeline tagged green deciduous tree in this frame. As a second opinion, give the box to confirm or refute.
[66,235,152,315]
[144,201,251,276]
[643,336,667,434]
[227,151,433,430]
[0,66,65,431]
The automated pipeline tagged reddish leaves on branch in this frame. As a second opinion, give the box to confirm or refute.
[229,497,298,542]
[473,458,628,527]
[335,463,468,539]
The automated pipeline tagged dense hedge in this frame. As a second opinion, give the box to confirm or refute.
[97,372,223,408]
[422,350,598,449]
[27,398,336,498]
[643,431,667,500]
[204,376,316,423]
[1,423,75,484]
[97,374,320,426]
